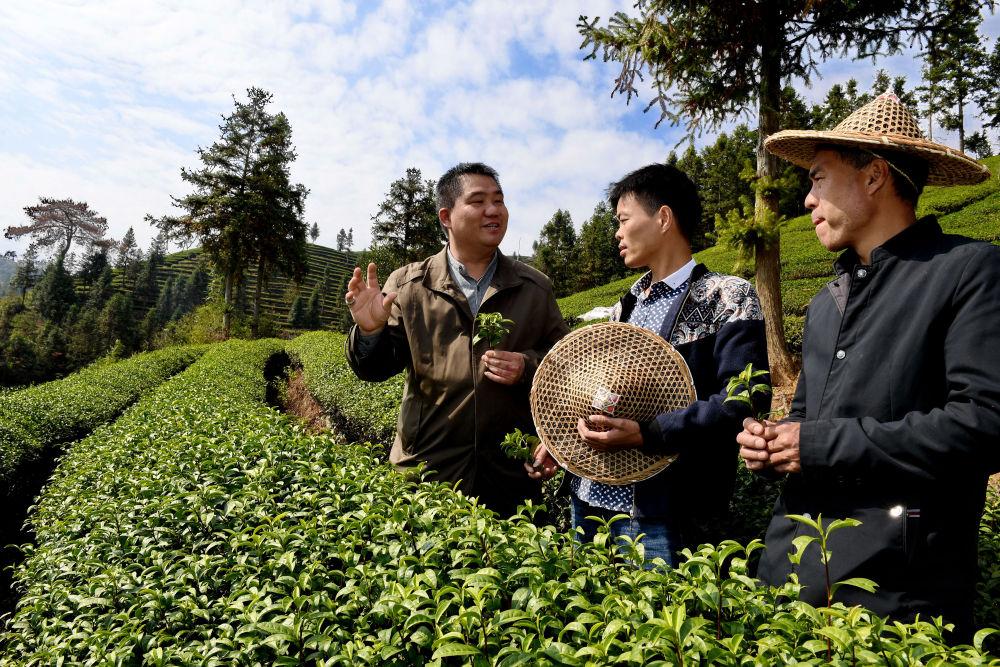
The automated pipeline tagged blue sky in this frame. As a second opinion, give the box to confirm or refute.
[1,1,997,260]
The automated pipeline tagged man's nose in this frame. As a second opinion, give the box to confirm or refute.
[804,190,818,210]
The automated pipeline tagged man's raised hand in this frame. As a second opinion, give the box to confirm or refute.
[345,263,397,335]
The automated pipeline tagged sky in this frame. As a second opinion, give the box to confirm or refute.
[1,1,997,261]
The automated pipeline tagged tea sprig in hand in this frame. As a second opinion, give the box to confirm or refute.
[501,428,539,464]
[474,312,514,349]
[724,363,773,420]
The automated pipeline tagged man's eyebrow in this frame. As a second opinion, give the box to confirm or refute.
[465,187,503,198]
[808,165,822,179]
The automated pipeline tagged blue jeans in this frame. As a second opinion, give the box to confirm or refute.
[570,495,681,567]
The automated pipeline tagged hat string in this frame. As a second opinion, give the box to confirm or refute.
[865,150,919,192]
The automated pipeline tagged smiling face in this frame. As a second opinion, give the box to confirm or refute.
[804,149,876,255]
[614,193,670,270]
[440,173,507,256]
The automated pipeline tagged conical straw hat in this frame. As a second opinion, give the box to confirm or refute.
[530,321,696,485]
[765,92,990,186]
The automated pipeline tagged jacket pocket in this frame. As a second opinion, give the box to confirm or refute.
[398,392,424,455]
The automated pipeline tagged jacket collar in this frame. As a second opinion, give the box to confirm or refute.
[619,262,709,323]
[834,215,941,274]
[425,247,523,319]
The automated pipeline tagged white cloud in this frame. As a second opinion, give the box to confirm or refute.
[1,0,996,262]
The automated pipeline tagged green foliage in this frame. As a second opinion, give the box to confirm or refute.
[533,209,577,297]
[286,331,403,447]
[473,312,513,349]
[0,344,205,497]
[724,363,773,420]
[500,428,539,463]
[977,487,1000,653]
[370,167,443,269]
[575,201,626,291]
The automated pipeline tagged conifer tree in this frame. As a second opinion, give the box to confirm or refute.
[148,87,308,338]
[6,198,113,264]
[576,202,625,291]
[533,209,577,298]
[579,0,979,383]
[11,244,39,304]
[370,168,443,269]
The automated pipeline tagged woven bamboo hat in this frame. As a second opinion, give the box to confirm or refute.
[765,92,991,186]
[530,321,696,485]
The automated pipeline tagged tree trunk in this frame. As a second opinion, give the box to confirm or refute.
[223,271,234,340]
[252,255,263,337]
[958,95,965,153]
[755,37,797,387]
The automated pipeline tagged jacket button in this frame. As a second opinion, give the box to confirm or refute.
[836,349,846,359]
[857,268,868,279]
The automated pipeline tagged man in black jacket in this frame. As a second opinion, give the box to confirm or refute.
[738,92,998,639]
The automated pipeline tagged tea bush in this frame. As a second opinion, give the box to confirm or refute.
[0,344,206,494]
[286,330,403,447]
[3,339,998,664]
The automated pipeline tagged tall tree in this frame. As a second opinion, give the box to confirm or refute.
[11,244,40,304]
[975,39,1000,136]
[116,227,142,293]
[148,87,308,338]
[933,4,988,153]
[309,222,320,243]
[370,167,443,270]
[579,1,973,384]
[533,209,577,298]
[6,198,113,263]
[965,131,993,158]
[576,201,626,291]
[34,257,76,323]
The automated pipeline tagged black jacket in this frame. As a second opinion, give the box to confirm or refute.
[756,217,1000,635]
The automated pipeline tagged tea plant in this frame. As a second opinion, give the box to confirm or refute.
[500,427,539,464]
[723,362,773,420]
[0,344,206,495]
[5,338,998,664]
[473,312,513,348]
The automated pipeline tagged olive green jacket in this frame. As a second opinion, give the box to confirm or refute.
[346,248,568,515]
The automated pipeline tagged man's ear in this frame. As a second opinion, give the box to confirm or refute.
[866,159,891,195]
[439,208,451,230]
[658,205,674,234]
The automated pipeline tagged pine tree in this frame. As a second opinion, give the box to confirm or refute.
[309,222,320,243]
[336,228,348,251]
[117,227,141,292]
[6,198,113,264]
[288,294,306,328]
[576,202,625,291]
[11,244,39,304]
[148,87,308,338]
[533,209,577,298]
[933,3,988,153]
[370,167,443,269]
[34,257,76,323]
[579,0,970,384]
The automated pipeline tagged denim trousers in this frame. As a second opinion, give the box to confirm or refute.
[570,495,681,568]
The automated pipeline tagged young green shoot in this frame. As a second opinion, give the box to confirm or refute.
[723,362,773,421]
[473,312,514,349]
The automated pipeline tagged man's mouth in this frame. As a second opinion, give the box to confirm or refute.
[484,223,500,230]
[619,245,627,256]
[812,217,825,227]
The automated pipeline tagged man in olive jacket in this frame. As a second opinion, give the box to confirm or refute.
[738,93,999,639]
[345,162,568,517]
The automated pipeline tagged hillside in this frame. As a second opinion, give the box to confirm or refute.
[129,243,358,330]
[559,155,1000,349]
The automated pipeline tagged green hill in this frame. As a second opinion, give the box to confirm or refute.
[559,155,1000,349]
[123,243,358,330]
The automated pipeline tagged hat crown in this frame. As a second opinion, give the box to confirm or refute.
[833,92,925,140]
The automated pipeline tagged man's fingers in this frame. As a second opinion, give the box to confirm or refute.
[382,291,398,311]
[739,446,769,462]
[366,262,380,290]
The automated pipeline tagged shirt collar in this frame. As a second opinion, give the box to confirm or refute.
[446,245,499,282]
[630,258,696,296]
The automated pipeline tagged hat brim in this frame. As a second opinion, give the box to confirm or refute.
[764,129,991,186]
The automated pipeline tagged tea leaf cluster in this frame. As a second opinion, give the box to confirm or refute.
[0,344,206,495]
[2,338,998,664]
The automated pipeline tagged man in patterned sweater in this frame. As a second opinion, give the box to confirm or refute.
[528,163,769,565]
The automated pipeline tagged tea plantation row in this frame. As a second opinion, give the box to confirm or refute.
[2,338,998,664]
[0,344,206,496]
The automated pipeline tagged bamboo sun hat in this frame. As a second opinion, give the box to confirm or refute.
[529,321,696,485]
[764,92,991,186]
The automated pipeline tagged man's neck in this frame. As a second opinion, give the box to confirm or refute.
[854,203,918,264]
[648,251,693,286]
[449,244,497,280]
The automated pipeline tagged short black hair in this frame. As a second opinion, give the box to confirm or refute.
[815,143,928,206]
[607,163,702,242]
[436,162,501,211]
